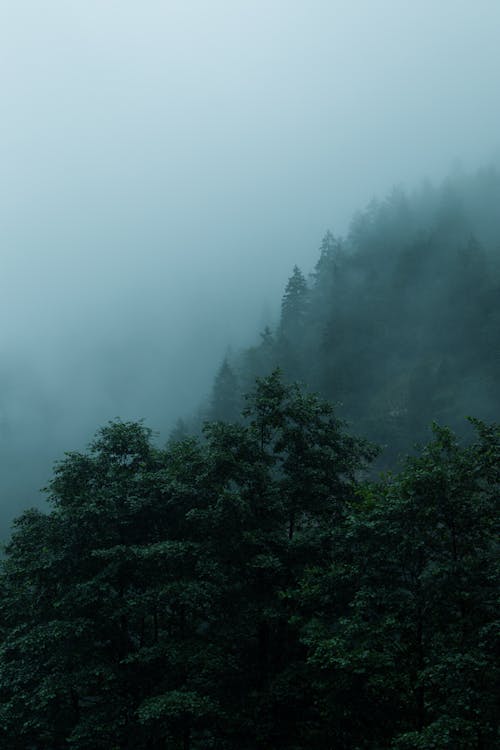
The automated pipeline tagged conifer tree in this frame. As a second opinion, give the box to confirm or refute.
[209,356,240,422]
[279,265,308,340]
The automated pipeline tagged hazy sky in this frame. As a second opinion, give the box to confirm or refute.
[1,1,500,524]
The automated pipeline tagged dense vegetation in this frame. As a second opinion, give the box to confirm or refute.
[208,167,500,467]
[0,372,498,749]
[1,168,499,748]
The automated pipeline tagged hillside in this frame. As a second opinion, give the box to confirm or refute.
[207,167,500,465]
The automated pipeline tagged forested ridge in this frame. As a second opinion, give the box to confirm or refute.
[0,168,499,748]
[207,167,500,467]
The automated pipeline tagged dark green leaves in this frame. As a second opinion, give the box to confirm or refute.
[0,381,497,748]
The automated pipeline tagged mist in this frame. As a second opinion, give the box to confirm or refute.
[1,1,500,534]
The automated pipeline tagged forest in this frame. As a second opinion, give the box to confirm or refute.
[205,167,500,467]
[0,168,499,748]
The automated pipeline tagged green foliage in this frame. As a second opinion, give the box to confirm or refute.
[209,357,241,423]
[0,379,498,748]
[296,421,499,749]
[213,168,500,466]
[280,265,309,339]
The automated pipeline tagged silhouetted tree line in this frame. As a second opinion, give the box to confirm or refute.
[0,372,498,748]
[208,167,500,467]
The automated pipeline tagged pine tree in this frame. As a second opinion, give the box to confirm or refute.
[279,265,308,340]
[210,357,240,422]
[312,231,340,294]
[277,266,309,379]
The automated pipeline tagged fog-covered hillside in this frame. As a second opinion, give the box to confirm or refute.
[2,1,500,541]
[207,167,500,465]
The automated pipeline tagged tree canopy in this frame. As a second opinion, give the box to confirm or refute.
[206,168,500,469]
[0,372,497,749]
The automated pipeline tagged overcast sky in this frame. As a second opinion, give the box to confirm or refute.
[1,1,500,525]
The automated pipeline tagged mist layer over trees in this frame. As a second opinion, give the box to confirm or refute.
[1,166,500,747]
[2,0,500,538]
[207,166,500,467]
[5,163,498,539]
[1,2,499,745]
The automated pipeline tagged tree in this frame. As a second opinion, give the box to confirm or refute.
[209,357,240,422]
[279,266,308,342]
[277,266,309,379]
[312,231,342,304]
[1,380,497,748]
[297,421,499,749]
[0,374,376,749]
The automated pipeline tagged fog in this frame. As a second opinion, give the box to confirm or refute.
[1,1,499,534]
